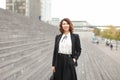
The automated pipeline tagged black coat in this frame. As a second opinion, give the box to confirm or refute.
[52,33,82,67]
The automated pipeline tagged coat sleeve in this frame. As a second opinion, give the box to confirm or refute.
[74,34,82,60]
[52,35,58,66]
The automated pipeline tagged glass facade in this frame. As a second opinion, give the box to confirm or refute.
[6,0,26,15]
[6,0,51,21]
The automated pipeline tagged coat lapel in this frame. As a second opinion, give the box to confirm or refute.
[71,33,75,54]
[56,34,62,44]
[56,34,62,51]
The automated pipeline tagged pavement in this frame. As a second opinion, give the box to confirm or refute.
[76,32,120,80]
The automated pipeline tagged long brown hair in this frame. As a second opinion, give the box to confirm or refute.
[59,18,74,33]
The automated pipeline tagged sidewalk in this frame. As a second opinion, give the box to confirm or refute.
[93,41,120,64]
[93,36,120,54]
[77,34,120,80]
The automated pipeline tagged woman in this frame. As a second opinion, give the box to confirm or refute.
[52,18,82,80]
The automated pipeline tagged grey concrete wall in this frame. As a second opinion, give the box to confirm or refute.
[29,0,41,20]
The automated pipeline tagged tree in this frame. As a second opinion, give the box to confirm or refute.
[93,27,100,36]
[114,29,120,50]
[100,25,120,50]
[116,29,120,40]
[101,25,116,40]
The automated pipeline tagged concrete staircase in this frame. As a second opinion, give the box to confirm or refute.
[0,8,58,80]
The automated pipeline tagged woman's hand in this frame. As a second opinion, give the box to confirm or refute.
[73,58,76,63]
[52,66,55,72]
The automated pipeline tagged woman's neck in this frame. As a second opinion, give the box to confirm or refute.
[64,31,70,35]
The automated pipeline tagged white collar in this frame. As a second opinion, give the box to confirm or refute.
[63,32,70,37]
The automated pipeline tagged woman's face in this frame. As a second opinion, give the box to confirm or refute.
[62,21,70,32]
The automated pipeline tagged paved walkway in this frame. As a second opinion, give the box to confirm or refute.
[76,32,120,80]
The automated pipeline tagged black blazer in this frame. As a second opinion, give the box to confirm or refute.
[52,33,82,66]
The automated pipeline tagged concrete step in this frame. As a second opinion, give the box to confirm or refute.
[0,41,54,80]
[0,8,57,80]
[16,45,53,80]
[0,40,53,67]
[0,38,50,49]
[0,39,50,55]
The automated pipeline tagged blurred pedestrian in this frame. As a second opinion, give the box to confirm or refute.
[110,43,113,50]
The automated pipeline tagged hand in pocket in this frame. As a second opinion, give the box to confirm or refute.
[73,58,76,63]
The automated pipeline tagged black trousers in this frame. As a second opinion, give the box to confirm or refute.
[54,53,77,80]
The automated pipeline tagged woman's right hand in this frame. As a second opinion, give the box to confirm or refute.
[52,66,55,72]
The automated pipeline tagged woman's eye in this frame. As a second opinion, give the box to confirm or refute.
[63,23,68,25]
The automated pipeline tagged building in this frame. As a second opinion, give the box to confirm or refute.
[6,0,51,21]
[51,18,60,26]
[72,21,93,31]
[28,0,41,19]
[6,0,27,16]
[41,0,51,22]
[96,26,120,31]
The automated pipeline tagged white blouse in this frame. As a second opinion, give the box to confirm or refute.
[58,32,72,54]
